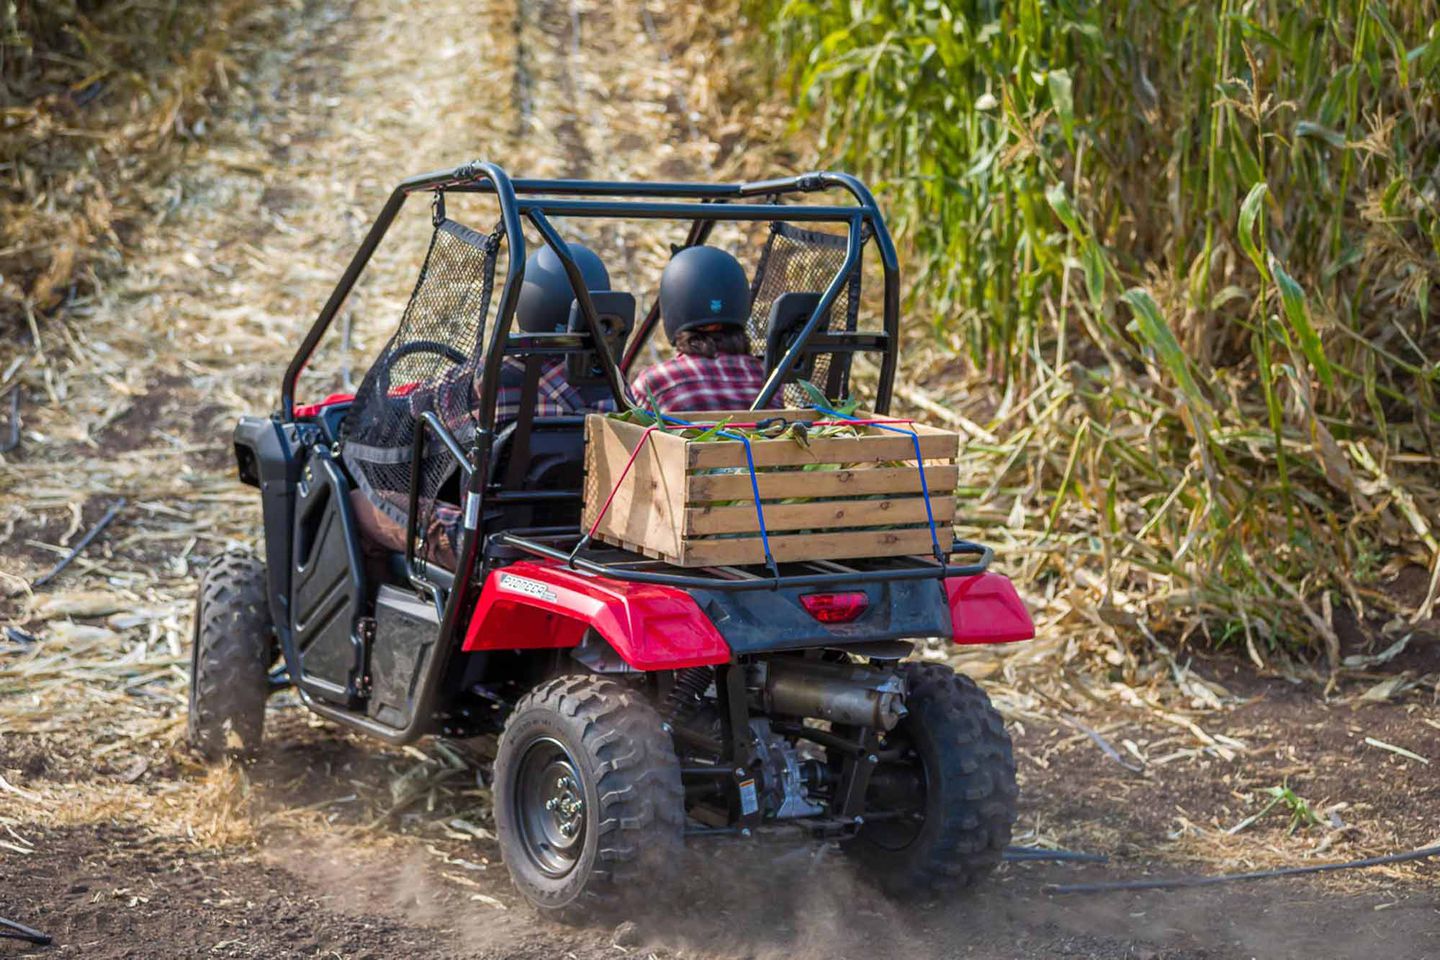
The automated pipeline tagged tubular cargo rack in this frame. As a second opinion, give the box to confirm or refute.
[489,527,993,592]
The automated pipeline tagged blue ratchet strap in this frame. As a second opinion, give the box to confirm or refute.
[810,403,947,563]
[661,413,780,579]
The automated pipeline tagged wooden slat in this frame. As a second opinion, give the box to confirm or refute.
[687,464,959,503]
[664,409,952,435]
[684,496,954,536]
[583,416,688,560]
[664,408,805,422]
[677,527,945,567]
[685,431,958,470]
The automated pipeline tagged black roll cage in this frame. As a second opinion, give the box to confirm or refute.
[281,160,917,581]
[281,162,902,422]
[279,163,988,744]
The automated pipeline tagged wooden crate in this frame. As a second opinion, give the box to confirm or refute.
[582,410,959,567]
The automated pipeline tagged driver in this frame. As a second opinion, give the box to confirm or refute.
[403,241,616,439]
[495,243,616,422]
[631,246,766,411]
[351,243,613,566]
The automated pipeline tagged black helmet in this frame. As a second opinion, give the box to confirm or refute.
[516,243,610,333]
[659,246,750,342]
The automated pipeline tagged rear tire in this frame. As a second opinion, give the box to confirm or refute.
[846,662,1017,898]
[187,550,275,760]
[494,676,683,918]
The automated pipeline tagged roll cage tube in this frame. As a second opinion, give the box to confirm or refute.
[281,164,901,418]
[280,163,902,744]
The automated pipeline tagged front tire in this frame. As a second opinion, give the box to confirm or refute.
[846,662,1017,898]
[187,550,275,760]
[494,676,683,917]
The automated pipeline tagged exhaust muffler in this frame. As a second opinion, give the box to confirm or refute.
[750,658,906,731]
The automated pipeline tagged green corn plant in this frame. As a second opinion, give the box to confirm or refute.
[740,0,1440,654]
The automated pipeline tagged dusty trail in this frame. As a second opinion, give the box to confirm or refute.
[2,0,1438,957]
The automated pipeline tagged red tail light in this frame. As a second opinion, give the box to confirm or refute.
[800,591,870,624]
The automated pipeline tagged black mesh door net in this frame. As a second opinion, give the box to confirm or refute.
[341,217,502,568]
[746,222,863,406]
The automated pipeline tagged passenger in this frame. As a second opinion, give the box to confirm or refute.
[631,246,766,411]
[397,242,614,443]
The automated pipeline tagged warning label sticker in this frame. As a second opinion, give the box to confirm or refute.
[738,779,759,816]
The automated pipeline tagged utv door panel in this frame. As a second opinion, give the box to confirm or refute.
[290,450,367,706]
[368,585,441,729]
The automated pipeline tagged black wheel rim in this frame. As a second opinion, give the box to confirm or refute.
[514,737,587,878]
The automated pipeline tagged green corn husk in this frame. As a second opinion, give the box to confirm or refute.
[609,384,924,523]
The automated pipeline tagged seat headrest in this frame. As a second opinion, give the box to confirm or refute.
[567,292,636,385]
[764,291,827,381]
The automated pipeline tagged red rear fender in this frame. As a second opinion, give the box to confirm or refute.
[946,572,1035,645]
[462,560,731,669]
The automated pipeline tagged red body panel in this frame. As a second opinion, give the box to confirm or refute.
[294,382,421,419]
[293,392,356,418]
[946,572,1035,645]
[462,560,731,669]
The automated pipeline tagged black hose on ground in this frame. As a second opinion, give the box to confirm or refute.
[1005,846,1109,864]
[1047,843,1440,895]
[0,915,52,945]
[31,497,126,588]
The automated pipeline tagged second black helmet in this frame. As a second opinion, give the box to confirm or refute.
[516,243,610,334]
[659,246,750,342]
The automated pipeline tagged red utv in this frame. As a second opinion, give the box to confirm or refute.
[191,162,1034,914]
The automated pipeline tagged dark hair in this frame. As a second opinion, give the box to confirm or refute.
[674,327,751,359]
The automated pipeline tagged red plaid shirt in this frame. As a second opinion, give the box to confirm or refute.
[494,357,614,421]
[410,356,613,437]
[630,353,767,412]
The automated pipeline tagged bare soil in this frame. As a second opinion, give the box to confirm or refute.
[4,692,1439,960]
[2,0,1437,957]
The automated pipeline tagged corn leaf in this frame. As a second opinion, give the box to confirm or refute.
[1121,287,1208,416]
[1238,181,1270,279]
[1267,254,1334,390]
[1048,68,1075,147]
[796,378,832,410]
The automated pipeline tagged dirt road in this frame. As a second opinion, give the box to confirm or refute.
[2,0,1437,957]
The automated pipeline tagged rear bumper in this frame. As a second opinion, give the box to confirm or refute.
[688,577,952,655]
[466,534,1033,667]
